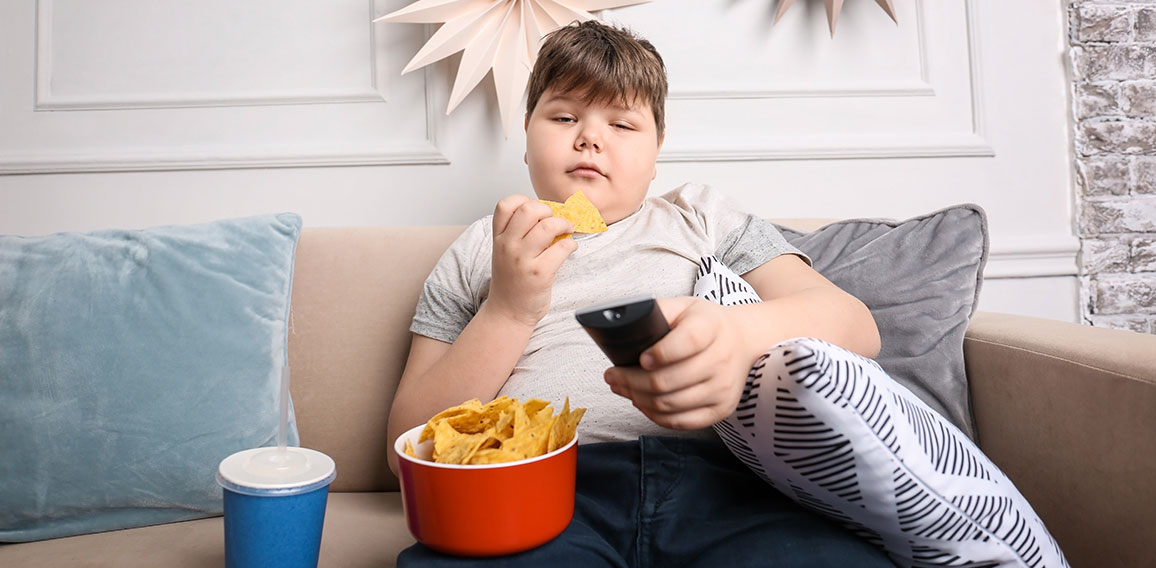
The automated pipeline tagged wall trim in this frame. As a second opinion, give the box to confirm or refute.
[984,234,1080,279]
[669,81,934,100]
[659,132,994,162]
[0,143,449,174]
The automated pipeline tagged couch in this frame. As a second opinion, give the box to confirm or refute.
[1,222,1153,567]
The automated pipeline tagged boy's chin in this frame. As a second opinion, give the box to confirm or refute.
[600,203,641,225]
[537,190,573,203]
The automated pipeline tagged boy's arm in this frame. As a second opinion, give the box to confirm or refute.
[386,304,537,475]
[386,195,575,475]
[603,254,879,432]
[736,254,880,358]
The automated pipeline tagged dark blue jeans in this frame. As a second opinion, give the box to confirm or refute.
[398,436,894,567]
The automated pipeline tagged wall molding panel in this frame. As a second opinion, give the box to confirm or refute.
[34,0,390,110]
[668,1,933,100]
[621,0,993,162]
[3,0,444,173]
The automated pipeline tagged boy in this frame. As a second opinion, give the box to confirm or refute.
[390,20,892,566]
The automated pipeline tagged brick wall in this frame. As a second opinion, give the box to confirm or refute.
[1070,1,1156,333]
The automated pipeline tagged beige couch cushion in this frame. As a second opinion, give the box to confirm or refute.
[0,494,412,567]
[288,226,464,492]
[965,312,1156,568]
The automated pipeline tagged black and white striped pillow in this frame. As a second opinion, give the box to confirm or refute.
[696,256,1068,568]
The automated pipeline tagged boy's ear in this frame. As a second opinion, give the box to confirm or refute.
[524,115,531,165]
[653,135,664,180]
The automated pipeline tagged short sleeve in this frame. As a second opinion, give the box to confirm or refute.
[409,219,491,343]
[662,183,809,275]
[718,215,811,275]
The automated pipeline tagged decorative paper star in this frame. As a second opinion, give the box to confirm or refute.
[374,0,651,136]
[774,0,897,37]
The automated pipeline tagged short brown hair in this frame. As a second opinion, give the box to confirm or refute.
[526,20,667,142]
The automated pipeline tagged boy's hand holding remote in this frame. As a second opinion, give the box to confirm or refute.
[602,296,757,431]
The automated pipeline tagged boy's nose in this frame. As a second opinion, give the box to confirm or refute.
[575,130,602,152]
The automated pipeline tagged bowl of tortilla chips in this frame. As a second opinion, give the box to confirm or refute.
[394,396,585,557]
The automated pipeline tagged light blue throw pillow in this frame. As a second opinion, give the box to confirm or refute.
[0,213,303,542]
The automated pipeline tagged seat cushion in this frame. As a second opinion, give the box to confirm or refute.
[0,492,413,567]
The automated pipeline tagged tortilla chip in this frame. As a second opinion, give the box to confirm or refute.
[539,190,609,238]
[414,396,585,465]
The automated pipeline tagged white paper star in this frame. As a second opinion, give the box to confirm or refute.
[774,0,897,37]
[374,0,651,136]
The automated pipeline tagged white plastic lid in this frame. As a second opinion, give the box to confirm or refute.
[217,447,336,493]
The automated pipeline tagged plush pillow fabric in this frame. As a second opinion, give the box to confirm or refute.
[775,204,988,439]
[697,257,1068,567]
[0,213,303,542]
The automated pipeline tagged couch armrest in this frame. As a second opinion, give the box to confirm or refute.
[964,311,1156,567]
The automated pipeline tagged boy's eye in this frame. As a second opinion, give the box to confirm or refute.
[613,122,634,131]
[553,116,576,124]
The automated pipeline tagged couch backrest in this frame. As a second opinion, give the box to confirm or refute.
[288,220,827,492]
[288,226,464,492]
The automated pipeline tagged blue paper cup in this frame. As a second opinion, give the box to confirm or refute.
[217,447,337,568]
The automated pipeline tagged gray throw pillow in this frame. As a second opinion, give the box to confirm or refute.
[775,204,988,439]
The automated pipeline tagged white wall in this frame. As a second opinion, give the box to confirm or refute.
[0,0,1078,322]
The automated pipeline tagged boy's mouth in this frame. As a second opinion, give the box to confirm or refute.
[568,162,605,179]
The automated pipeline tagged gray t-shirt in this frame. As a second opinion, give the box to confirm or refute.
[411,183,807,444]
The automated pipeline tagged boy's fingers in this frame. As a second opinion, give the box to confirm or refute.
[538,233,578,270]
[494,194,534,237]
[655,297,695,320]
[498,215,571,263]
[492,194,532,235]
[604,368,723,430]
[637,378,715,415]
[646,405,727,431]
[503,200,555,241]
[642,320,709,369]
[606,359,707,397]
[531,216,574,247]
[642,297,696,366]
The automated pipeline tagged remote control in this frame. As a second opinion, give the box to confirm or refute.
[575,295,671,367]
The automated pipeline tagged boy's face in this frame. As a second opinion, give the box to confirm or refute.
[525,89,663,224]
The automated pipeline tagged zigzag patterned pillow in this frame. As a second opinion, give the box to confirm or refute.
[696,256,1068,567]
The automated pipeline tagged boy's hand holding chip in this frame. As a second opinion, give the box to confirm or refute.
[489,194,577,327]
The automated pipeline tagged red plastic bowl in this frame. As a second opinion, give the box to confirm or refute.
[393,423,578,557]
